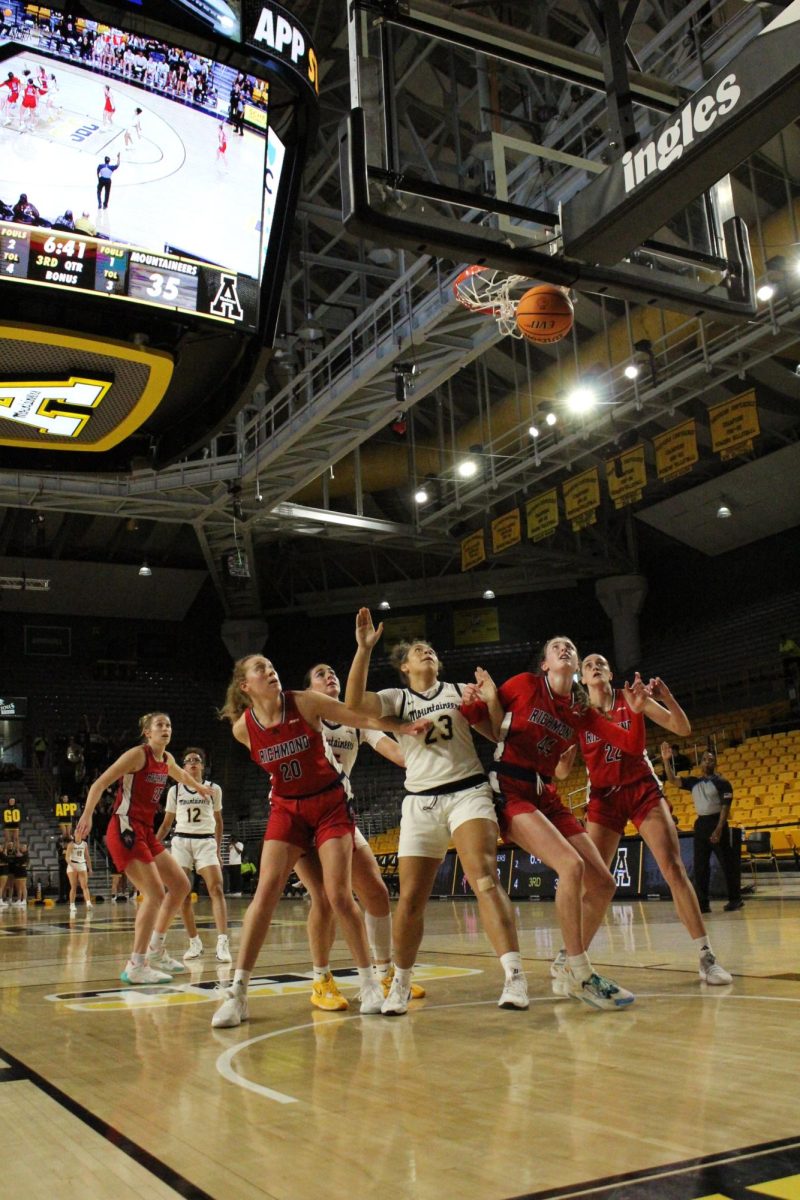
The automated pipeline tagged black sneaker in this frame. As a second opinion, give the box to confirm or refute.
[699,905,711,914]
[723,900,744,912]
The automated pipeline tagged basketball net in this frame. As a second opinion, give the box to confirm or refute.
[452,266,528,338]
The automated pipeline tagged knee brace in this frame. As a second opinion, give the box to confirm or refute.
[476,874,496,893]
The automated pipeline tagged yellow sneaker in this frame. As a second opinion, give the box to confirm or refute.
[311,973,349,1011]
[381,967,426,1000]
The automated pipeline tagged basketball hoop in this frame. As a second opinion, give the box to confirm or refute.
[452,266,528,338]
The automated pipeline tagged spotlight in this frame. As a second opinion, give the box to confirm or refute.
[545,412,557,427]
[379,600,391,610]
[756,283,775,303]
[716,501,732,519]
[624,363,640,380]
[138,561,152,577]
[458,459,478,479]
[414,487,429,504]
[565,385,597,414]
[482,589,496,600]
[528,424,539,438]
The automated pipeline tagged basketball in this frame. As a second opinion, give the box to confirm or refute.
[515,285,574,344]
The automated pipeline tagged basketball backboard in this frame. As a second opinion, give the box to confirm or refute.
[337,0,795,321]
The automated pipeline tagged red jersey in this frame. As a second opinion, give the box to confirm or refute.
[579,689,657,788]
[245,691,349,802]
[22,82,39,108]
[114,745,169,823]
[476,672,646,782]
[2,76,20,101]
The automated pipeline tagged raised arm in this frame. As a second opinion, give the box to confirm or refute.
[298,690,428,738]
[660,741,679,785]
[343,607,384,717]
[165,753,214,798]
[643,678,691,737]
[372,735,404,769]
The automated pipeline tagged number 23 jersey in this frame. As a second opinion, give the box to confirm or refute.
[165,781,222,835]
[378,682,485,794]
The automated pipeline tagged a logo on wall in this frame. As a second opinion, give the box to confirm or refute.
[210,275,244,322]
[613,847,631,888]
[0,377,111,438]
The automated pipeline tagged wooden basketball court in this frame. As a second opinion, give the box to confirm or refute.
[3,895,800,1200]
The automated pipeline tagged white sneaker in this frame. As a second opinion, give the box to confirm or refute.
[550,955,570,998]
[381,975,411,1016]
[148,948,186,973]
[359,978,385,1014]
[498,970,529,1009]
[184,936,204,960]
[566,968,635,1010]
[0,899,7,909]
[86,902,93,910]
[211,987,249,1028]
[120,960,172,985]
[699,950,733,986]
[69,904,77,916]
[216,934,232,963]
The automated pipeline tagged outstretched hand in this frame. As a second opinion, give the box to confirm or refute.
[400,718,432,738]
[355,606,383,651]
[660,740,673,763]
[460,667,497,707]
[647,676,673,703]
[622,671,648,713]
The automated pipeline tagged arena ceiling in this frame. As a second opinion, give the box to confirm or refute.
[1,0,799,621]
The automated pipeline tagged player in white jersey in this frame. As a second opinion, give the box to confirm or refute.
[66,834,93,916]
[345,609,528,1016]
[155,747,231,963]
[294,663,425,1011]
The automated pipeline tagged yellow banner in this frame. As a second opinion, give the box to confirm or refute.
[491,508,521,555]
[606,444,646,509]
[563,467,600,531]
[708,390,760,460]
[461,529,486,571]
[381,615,427,646]
[526,489,559,542]
[454,607,500,646]
[653,419,698,482]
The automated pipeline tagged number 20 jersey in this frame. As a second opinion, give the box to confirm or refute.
[378,682,485,794]
[244,691,350,803]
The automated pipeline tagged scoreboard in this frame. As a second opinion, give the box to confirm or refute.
[0,223,258,330]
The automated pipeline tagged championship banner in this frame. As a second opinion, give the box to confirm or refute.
[454,607,500,646]
[562,467,600,532]
[491,508,521,555]
[461,529,486,571]
[708,390,760,460]
[381,615,427,646]
[526,489,559,542]
[653,419,698,482]
[606,444,646,509]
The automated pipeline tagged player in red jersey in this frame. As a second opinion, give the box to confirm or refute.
[76,712,214,985]
[468,636,647,1010]
[580,652,732,986]
[1,71,21,127]
[211,654,429,1028]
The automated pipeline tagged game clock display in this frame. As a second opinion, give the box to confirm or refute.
[0,223,257,329]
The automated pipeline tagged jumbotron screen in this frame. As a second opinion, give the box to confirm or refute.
[0,5,284,331]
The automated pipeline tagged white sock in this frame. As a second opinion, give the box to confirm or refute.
[149,931,166,953]
[567,952,592,983]
[313,964,330,982]
[694,935,712,955]
[365,912,392,964]
[131,952,145,967]
[393,966,413,989]
[500,951,523,978]
[232,969,251,991]
[357,966,374,986]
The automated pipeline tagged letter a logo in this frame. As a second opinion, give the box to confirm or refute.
[613,846,631,888]
[210,274,244,321]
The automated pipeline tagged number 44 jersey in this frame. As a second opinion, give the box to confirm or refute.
[378,682,486,794]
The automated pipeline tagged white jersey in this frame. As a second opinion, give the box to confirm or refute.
[166,780,222,835]
[379,682,485,795]
[67,840,88,869]
[321,722,385,779]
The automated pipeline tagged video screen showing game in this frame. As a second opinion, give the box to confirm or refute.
[0,5,281,328]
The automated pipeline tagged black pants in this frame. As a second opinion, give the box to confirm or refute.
[694,815,741,906]
[97,178,111,208]
[227,864,241,893]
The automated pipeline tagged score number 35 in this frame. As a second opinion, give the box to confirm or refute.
[146,271,181,301]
